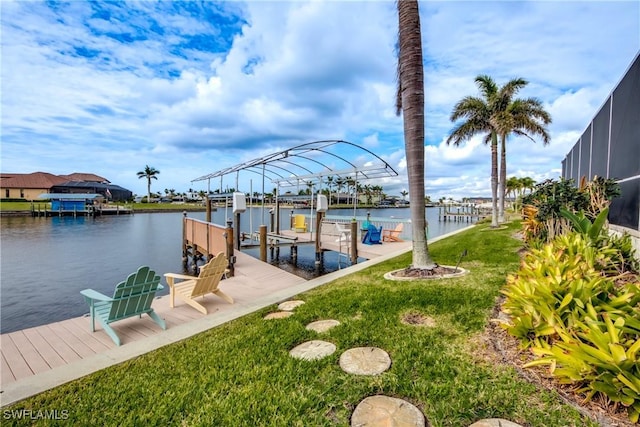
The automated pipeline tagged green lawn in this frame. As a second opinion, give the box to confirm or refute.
[0,201,36,211]
[3,222,596,426]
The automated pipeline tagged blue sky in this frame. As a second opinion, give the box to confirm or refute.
[1,1,638,200]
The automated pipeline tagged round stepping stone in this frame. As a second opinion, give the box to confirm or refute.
[339,347,391,375]
[264,311,294,320]
[351,395,425,426]
[290,340,336,361]
[278,300,305,311]
[306,319,341,333]
[469,420,523,427]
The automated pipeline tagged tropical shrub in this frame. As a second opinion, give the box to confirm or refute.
[522,177,620,245]
[605,232,640,274]
[502,232,640,422]
[560,206,639,274]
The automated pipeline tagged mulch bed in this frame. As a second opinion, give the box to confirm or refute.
[392,265,461,278]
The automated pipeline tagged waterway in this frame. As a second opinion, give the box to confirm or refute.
[0,207,471,333]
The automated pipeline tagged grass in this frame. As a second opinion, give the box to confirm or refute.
[0,201,35,211]
[3,222,597,426]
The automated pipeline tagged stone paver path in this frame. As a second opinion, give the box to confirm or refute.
[278,300,305,311]
[306,319,340,333]
[351,395,425,426]
[339,347,391,375]
[289,340,336,361]
[264,311,294,319]
[469,419,523,427]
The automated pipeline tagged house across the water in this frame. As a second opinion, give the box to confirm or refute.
[0,172,132,202]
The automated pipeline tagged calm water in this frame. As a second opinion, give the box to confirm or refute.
[0,207,469,333]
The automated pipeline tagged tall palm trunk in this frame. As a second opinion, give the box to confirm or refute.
[490,132,499,227]
[498,134,506,223]
[397,0,435,269]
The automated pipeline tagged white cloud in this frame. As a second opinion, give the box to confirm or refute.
[1,1,638,198]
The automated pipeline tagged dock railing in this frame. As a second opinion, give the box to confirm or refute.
[183,216,234,275]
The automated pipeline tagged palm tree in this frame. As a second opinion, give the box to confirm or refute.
[400,190,408,201]
[505,176,521,212]
[326,176,334,206]
[522,176,536,195]
[345,177,356,205]
[335,177,345,205]
[494,82,551,222]
[396,0,435,269]
[137,165,160,203]
[447,75,550,226]
[447,75,500,227]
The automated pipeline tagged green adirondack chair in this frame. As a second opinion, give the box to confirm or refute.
[80,266,166,346]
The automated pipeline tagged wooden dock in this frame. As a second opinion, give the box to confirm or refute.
[437,205,489,222]
[30,205,133,217]
[0,252,306,389]
[277,228,412,261]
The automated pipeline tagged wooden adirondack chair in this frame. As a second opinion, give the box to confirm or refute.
[80,266,166,346]
[293,214,307,232]
[164,252,233,314]
[362,224,382,245]
[382,223,404,242]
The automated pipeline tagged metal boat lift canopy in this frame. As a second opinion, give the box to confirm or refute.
[191,140,398,189]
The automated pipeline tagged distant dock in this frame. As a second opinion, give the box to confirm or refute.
[30,204,133,217]
[437,204,489,222]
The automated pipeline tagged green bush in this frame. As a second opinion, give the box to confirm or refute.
[501,232,640,422]
[522,177,620,245]
[0,198,28,203]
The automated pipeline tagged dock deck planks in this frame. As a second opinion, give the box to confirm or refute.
[0,251,306,388]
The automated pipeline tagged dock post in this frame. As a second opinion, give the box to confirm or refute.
[234,213,241,250]
[269,209,275,233]
[182,212,189,270]
[315,211,324,266]
[226,218,235,277]
[259,225,267,262]
[206,196,211,223]
[350,220,358,264]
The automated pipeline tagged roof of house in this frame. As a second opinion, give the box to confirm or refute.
[51,181,130,192]
[58,173,109,183]
[0,172,68,189]
[0,172,110,189]
[38,193,103,200]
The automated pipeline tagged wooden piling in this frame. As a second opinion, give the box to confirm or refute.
[350,220,358,264]
[182,212,189,270]
[226,219,235,277]
[259,225,267,261]
[315,211,324,265]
